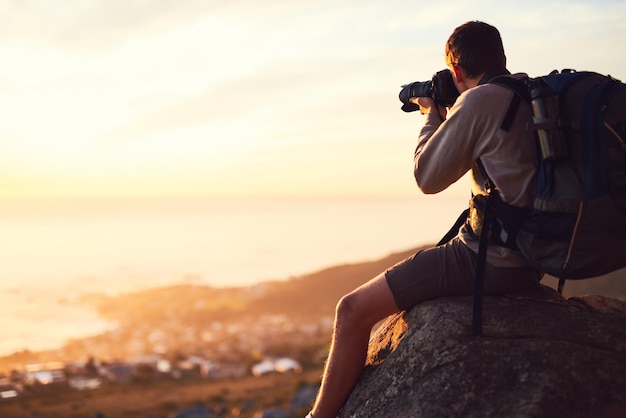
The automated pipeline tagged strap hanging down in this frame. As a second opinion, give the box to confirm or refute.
[437,208,470,246]
[472,159,497,336]
[470,79,528,335]
[472,189,495,336]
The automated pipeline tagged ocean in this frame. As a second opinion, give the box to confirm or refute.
[0,195,467,356]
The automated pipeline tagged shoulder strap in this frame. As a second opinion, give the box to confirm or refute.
[476,158,494,192]
[488,76,531,132]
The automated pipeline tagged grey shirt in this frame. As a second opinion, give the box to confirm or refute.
[414,74,538,267]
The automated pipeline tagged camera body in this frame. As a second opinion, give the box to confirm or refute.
[399,69,460,112]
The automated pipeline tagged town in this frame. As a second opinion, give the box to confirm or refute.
[0,250,419,416]
[0,282,340,417]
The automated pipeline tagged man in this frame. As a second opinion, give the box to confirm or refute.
[306,21,544,418]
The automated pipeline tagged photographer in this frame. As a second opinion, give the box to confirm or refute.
[306,21,543,418]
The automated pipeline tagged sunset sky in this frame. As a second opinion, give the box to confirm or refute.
[2,0,625,198]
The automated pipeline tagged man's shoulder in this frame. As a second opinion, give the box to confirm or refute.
[463,73,528,104]
[452,74,533,126]
[459,81,515,108]
[470,73,529,94]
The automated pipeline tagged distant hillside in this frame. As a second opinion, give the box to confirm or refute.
[2,246,624,372]
[545,268,626,300]
[84,245,626,325]
[244,247,422,319]
[261,246,626,310]
[82,247,422,325]
[271,247,626,307]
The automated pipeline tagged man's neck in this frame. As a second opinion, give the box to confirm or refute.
[477,68,511,85]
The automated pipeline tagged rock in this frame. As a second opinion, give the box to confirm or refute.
[290,384,319,415]
[341,286,626,418]
[256,408,290,418]
[169,404,215,418]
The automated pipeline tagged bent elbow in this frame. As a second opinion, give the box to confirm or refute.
[414,168,440,194]
[417,182,440,195]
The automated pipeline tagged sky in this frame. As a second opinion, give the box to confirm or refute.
[1,0,625,199]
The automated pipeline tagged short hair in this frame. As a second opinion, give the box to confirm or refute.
[445,21,507,78]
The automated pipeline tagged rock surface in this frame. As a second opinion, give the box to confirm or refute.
[341,287,626,418]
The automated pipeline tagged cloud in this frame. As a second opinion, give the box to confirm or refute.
[0,0,378,51]
[96,42,402,142]
[0,0,220,50]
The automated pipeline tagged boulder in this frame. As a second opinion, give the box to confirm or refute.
[341,286,626,418]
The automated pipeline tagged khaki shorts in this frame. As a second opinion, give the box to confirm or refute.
[385,237,543,311]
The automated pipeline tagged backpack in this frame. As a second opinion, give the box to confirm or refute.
[514,70,626,282]
[448,69,626,335]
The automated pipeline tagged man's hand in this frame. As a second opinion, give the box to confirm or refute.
[410,97,447,119]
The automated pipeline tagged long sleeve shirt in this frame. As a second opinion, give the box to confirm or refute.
[415,74,538,267]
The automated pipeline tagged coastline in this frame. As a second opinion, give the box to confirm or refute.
[0,195,467,357]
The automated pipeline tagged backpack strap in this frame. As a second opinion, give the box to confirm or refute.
[471,159,528,334]
[487,76,531,132]
[470,76,531,335]
[501,93,521,132]
[446,73,532,335]
[437,208,470,246]
[473,192,493,336]
[439,72,529,249]
[472,159,496,336]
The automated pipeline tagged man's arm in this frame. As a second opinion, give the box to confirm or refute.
[412,94,479,194]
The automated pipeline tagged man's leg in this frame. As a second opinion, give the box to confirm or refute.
[308,239,544,417]
[310,271,400,418]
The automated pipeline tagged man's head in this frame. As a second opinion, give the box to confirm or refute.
[445,21,506,80]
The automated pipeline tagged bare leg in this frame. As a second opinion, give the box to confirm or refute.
[310,272,400,418]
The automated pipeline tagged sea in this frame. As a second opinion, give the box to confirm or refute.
[0,194,467,357]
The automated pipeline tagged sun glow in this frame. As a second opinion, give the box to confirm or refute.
[1,0,624,198]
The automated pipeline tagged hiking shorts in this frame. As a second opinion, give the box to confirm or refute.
[385,237,543,311]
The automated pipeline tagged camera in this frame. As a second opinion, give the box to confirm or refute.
[399,69,460,112]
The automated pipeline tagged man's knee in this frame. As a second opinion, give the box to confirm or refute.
[335,293,361,327]
[335,291,377,331]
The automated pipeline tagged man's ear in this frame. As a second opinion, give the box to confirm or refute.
[450,65,472,93]
[451,65,464,83]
